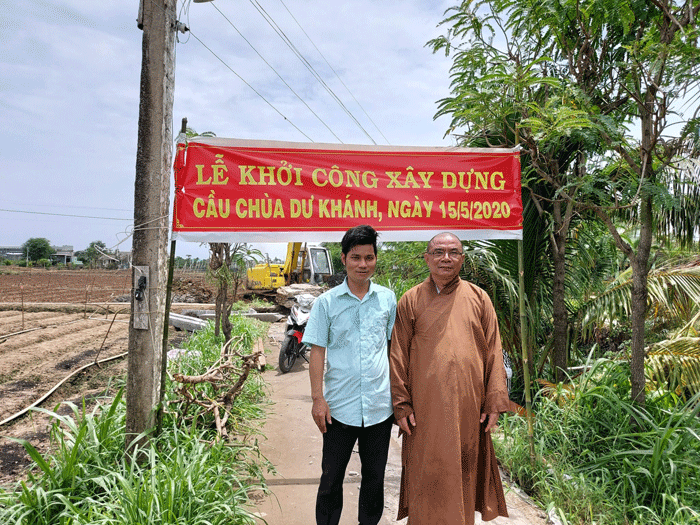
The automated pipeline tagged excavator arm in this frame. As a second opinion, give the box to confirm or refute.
[283,242,303,284]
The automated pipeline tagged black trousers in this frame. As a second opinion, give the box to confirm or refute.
[316,415,393,525]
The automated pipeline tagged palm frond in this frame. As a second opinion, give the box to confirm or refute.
[646,337,700,398]
[536,378,575,404]
[579,264,700,340]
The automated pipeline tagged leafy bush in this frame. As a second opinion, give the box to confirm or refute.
[495,358,700,524]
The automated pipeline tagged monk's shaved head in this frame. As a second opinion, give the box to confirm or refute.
[427,232,462,253]
[424,232,464,288]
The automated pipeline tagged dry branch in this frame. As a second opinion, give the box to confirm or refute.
[169,337,266,441]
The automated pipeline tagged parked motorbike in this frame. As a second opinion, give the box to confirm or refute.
[279,293,316,373]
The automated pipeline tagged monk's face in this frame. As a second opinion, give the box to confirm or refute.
[341,244,377,288]
[424,234,464,284]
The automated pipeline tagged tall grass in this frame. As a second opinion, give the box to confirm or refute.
[0,315,270,524]
[495,358,700,525]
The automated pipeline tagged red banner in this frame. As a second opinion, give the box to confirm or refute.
[172,138,522,242]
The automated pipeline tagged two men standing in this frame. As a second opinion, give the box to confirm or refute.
[304,227,510,525]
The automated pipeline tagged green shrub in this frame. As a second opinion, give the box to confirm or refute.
[495,358,700,524]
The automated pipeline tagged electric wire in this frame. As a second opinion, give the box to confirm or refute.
[277,0,391,145]
[248,0,375,144]
[245,0,378,144]
[160,0,313,141]
[210,3,343,143]
[185,27,314,142]
[0,208,132,221]
[177,0,192,43]
[0,200,131,213]
[0,208,162,258]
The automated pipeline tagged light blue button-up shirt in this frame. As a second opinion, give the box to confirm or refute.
[302,279,396,427]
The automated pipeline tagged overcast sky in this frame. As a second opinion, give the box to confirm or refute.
[1,0,458,261]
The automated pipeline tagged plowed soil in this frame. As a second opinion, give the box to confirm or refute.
[0,268,217,488]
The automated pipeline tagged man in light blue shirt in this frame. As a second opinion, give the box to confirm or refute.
[303,224,397,525]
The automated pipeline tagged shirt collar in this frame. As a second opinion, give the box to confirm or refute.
[339,277,376,300]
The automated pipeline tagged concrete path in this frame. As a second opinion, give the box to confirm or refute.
[254,322,550,525]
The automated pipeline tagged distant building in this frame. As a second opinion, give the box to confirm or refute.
[116,250,132,269]
[0,245,74,264]
[97,250,132,269]
[51,245,74,264]
[0,246,24,261]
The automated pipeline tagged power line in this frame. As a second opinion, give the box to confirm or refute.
[0,200,131,213]
[152,0,313,141]
[0,208,132,221]
[276,0,391,145]
[185,26,314,142]
[210,3,343,142]
[246,0,378,144]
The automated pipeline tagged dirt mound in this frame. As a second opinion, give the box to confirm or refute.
[170,277,216,303]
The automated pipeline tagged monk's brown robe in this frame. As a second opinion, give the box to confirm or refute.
[390,275,510,525]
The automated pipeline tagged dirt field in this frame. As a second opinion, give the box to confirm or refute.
[0,268,218,488]
[0,267,216,304]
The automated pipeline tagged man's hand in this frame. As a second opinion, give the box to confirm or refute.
[312,397,332,433]
[480,412,499,433]
[397,413,416,436]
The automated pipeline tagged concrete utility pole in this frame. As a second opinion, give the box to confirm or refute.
[126,0,177,453]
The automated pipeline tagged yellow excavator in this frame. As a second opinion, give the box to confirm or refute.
[246,242,334,291]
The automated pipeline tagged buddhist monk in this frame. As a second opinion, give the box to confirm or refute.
[390,232,511,524]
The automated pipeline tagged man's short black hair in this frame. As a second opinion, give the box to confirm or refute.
[341,225,378,256]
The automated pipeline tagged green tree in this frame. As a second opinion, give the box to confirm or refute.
[208,243,260,341]
[75,240,112,269]
[431,0,700,405]
[538,0,700,405]
[22,238,54,262]
[184,127,215,139]
[428,1,601,382]
[229,243,261,299]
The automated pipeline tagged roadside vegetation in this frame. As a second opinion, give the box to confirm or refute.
[495,360,700,525]
[0,312,270,525]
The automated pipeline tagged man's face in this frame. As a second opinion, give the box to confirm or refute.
[424,235,464,282]
[341,244,377,287]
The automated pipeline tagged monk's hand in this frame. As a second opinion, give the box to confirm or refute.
[480,412,499,433]
[311,397,332,433]
[397,413,416,436]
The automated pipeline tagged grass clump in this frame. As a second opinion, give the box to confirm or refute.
[229,298,275,313]
[495,358,700,524]
[0,315,271,524]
